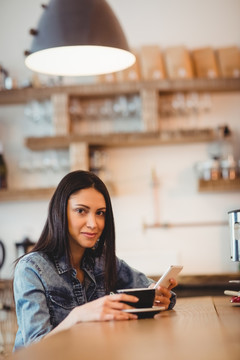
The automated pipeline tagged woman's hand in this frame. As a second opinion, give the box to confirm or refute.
[149,278,177,310]
[71,293,139,323]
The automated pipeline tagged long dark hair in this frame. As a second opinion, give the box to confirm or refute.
[31,170,117,293]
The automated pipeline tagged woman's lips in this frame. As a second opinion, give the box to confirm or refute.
[82,232,97,239]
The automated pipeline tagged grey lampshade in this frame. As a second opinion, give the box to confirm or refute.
[25,0,135,76]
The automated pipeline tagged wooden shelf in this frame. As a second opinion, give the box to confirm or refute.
[25,128,217,150]
[0,187,56,202]
[0,78,240,105]
[1,77,240,202]
[198,178,240,192]
[143,220,228,230]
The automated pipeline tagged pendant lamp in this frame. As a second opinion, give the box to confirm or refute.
[24,0,135,76]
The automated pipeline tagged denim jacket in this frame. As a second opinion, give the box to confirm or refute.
[13,251,176,350]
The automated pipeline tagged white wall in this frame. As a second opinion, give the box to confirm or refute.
[0,0,240,279]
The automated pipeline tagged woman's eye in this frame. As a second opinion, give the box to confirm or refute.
[76,208,86,214]
[97,210,106,217]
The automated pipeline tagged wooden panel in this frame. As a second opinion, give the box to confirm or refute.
[0,187,55,202]
[153,77,240,92]
[141,89,159,131]
[198,178,240,192]
[25,128,217,151]
[51,94,70,135]
[213,296,240,343]
[69,142,89,171]
[1,78,240,105]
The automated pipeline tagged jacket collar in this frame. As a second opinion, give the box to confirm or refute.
[54,253,72,275]
[53,251,95,275]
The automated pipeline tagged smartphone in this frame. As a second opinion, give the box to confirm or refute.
[154,265,183,289]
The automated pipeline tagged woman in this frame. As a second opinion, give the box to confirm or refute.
[13,170,177,350]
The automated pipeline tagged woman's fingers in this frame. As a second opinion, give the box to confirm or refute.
[109,293,139,304]
[99,297,138,320]
[107,294,139,310]
[154,283,174,309]
[168,278,178,290]
[94,294,139,320]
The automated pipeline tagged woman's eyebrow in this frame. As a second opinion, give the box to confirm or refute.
[73,204,106,210]
[74,204,89,208]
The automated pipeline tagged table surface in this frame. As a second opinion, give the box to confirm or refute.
[8,296,240,360]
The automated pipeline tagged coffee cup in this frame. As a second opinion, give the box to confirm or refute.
[116,288,155,308]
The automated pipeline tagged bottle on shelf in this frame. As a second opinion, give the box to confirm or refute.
[0,142,7,189]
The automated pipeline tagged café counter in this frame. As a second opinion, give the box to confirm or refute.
[8,296,240,360]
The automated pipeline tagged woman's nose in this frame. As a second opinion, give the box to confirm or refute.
[86,214,97,229]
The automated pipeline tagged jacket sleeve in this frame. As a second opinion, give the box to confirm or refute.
[115,257,155,290]
[13,257,53,350]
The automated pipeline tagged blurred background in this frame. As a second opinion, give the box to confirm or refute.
[0,0,240,282]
